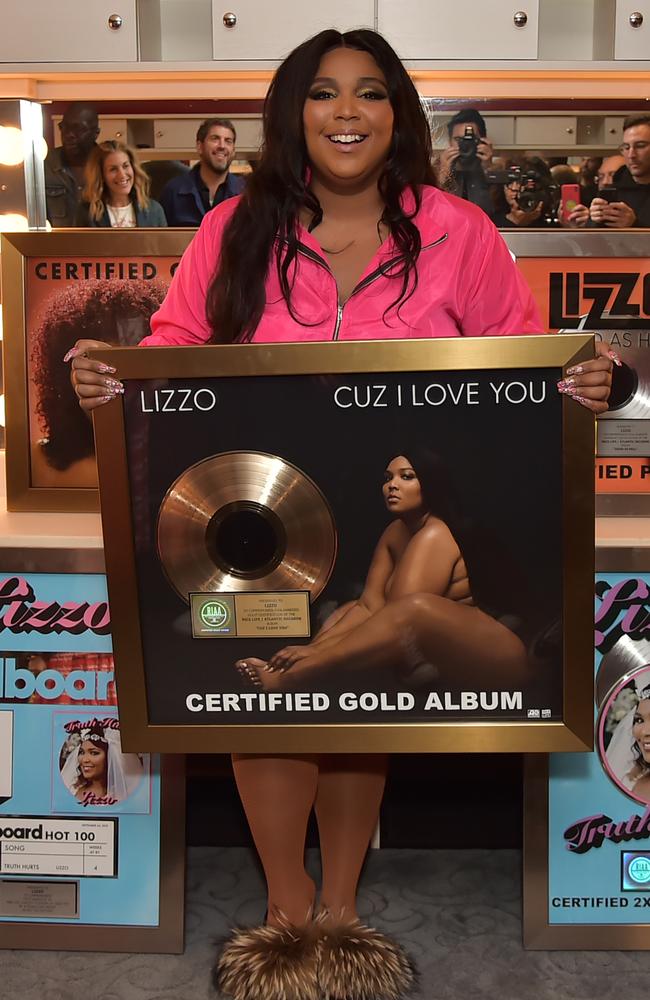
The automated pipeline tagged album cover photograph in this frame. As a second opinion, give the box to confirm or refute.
[93,338,595,751]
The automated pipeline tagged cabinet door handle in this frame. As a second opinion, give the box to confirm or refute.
[630,11,644,27]
[108,14,123,30]
[566,127,574,134]
[156,131,164,138]
[223,12,237,27]
[513,11,528,27]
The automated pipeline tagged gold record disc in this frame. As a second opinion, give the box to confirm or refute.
[156,451,338,603]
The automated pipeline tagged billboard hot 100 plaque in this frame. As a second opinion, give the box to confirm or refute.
[92,338,595,754]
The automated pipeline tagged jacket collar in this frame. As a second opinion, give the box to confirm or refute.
[295,184,447,267]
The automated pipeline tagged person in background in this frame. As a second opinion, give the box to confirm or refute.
[492,156,556,228]
[142,159,191,202]
[579,155,602,206]
[550,163,578,187]
[77,139,167,229]
[584,116,650,228]
[438,108,495,218]
[597,153,626,188]
[569,152,628,227]
[160,118,245,226]
[76,140,167,228]
[44,102,100,227]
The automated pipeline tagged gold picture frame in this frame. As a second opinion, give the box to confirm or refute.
[92,335,595,754]
[1,230,194,513]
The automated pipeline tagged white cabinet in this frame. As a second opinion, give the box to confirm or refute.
[615,2,650,58]
[212,0,374,60]
[378,0,539,60]
[153,119,200,149]
[486,117,516,146]
[515,115,577,145]
[0,1,138,62]
[53,117,130,146]
[153,116,263,152]
[604,116,626,145]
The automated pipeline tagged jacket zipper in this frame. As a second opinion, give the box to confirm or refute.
[284,233,449,340]
[332,233,449,339]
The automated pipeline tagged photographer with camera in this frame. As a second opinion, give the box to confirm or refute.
[439,108,495,218]
[491,156,559,228]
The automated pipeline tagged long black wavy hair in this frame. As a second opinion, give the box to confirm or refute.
[391,445,534,626]
[32,279,166,471]
[206,28,437,343]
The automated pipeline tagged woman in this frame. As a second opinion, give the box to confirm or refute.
[70,29,613,1000]
[236,450,527,694]
[605,677,650,801]
[76,140,167,228]
[60,721,145,804]
[630,696,650,799]
[74,730,109,800]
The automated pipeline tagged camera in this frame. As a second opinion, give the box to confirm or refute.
[486,166,560,218]
[455,125,479,166]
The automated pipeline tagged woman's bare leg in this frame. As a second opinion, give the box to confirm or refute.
[315,754,388,921]
[231,753,318,926]
[241,595,528,691]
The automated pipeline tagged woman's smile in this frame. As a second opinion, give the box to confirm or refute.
[303,47,394,185]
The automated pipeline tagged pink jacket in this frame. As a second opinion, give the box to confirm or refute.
[142,186,543,346]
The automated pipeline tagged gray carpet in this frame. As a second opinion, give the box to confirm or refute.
[2,847,650,999]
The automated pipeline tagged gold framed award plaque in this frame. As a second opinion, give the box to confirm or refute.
[0,230,194,513]
[92,336,595,754]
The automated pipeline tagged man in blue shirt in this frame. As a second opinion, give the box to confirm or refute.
[160,118,246,226]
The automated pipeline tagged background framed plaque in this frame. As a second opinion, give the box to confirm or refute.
[524,540,650,949]
[0,229,193,513]
[93,336,595,754]
[505,230,650,517]
[0,569,185,953]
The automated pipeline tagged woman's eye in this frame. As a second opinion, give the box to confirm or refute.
[359,90,387,100]
[309,89,336,100]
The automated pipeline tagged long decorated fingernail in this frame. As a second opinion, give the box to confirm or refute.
[98,363,117,374]
[608,350,623,367]
[98,395,113,404]
[63,347,81,362]
[557,381,578,395]
[572,395,589,406]
[559,376,576,387]
[104,378,123,392]
[566,365,584,376]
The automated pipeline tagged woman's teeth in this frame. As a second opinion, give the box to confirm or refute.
[329,134,365,144]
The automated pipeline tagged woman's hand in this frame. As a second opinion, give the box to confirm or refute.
[67,339,123,412]
[557,341,616,415]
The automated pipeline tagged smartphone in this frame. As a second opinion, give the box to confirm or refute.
[599,185,618,204]
[560,183,581,223]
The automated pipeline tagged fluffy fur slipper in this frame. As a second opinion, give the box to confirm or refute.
[317,918,415,1000]
[215,918,320,1000]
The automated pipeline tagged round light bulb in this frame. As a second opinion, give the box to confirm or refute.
[0,213,29,232]
[0,126,25,166]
